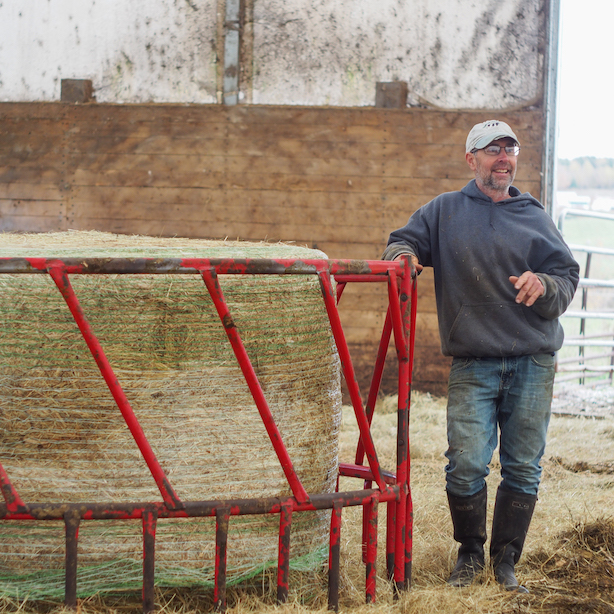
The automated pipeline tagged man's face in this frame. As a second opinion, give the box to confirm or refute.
[465,137,518,198]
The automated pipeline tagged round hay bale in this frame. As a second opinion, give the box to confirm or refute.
[0,231,342,599]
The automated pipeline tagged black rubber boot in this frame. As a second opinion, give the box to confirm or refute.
[446,486,487,587]
[490,486,537,593]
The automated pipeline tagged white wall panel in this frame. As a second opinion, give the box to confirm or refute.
[0,0,218,103]
[0,0,545,109]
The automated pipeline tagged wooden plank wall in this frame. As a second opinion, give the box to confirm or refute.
[0,103,544,396]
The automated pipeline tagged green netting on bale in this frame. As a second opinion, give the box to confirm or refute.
[0,531,328,601]
[0,231,342,599]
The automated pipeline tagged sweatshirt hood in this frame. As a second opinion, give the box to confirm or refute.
[461,179,544,210]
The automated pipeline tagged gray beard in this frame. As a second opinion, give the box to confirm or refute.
[482,171,514,193]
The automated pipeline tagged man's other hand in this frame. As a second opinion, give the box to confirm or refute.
[509,272,544,307]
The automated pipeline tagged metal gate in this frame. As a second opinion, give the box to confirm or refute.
[557,208,614,385]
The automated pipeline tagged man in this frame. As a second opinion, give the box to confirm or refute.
[383,120,579,592]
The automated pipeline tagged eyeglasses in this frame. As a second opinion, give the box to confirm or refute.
[472,145,520,157]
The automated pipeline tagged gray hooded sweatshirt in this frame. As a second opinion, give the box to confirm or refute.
[383,180,580,358]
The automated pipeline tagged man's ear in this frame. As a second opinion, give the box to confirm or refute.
[465,151,477,171]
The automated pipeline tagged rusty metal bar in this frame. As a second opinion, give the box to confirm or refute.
[276,502,292,604]
[386,500,396,580]
[334,274,392,283]
[317,269,388,493]
[335,280,347,303]
[1,487,401,522]
[365,495,379,603]
[388,270,409,369]
[47,264,183,511]
[362,480,373,565]
[0,461,28,514]
[388,266,413,589]
[327,502,342,612]
[404,276,418,588]
[143,509,158,614]
[404,491,413,589]
[2,257,404,277]
[355,307,393,466]
[64,510,80,609]
[338,463,396,485]
[200,268,310,505]
[214,507,230,612]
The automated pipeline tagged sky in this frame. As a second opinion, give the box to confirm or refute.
[557,0,614,160]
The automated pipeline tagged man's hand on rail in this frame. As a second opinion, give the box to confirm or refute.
[394,253,422,278]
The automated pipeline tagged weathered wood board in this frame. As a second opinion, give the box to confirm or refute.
[0,102,544,395]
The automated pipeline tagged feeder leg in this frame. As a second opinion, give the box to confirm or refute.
[393,489,407,594]
[365,497,378,603]
[405,490,413,589]
[277,503,292,604]
[64,510,80,609]
[214,508,230,612]
[362,480,373,564]
[328,503,342,611]
[386,500,396,580]
[143,509,158,614]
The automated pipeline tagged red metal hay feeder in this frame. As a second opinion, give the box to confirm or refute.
[0,255,417,612]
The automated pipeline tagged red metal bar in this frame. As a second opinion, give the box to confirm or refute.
[64,510,80,609]
[362,480,373,565]
[407,275,418,393]
[214,507,230,612]
[327,502,342,612]
[354,307,393,466]
[404,274,418,588]
[365,495,379,603]
[317,270,388,493]
[6,257,406,277]
[1,487,402,522]
[388,270,410,589]
[393,487,407,590]
[388,270,410,366]
[142,509,158,614]
[338,463,396,485]
[404,490,413,589]
[47,264,183,511]
[200,268,310,505]
[277,502,292,604]
[334,274,391,283]
[0,461,28,514]
[335,281,347,304]
[386,500,396,580]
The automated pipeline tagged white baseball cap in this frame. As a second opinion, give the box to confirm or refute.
[465,120,520,154]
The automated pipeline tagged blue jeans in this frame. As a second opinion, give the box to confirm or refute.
[445,354,555,498]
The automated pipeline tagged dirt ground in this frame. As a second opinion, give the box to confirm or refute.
[1,389,613,614]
